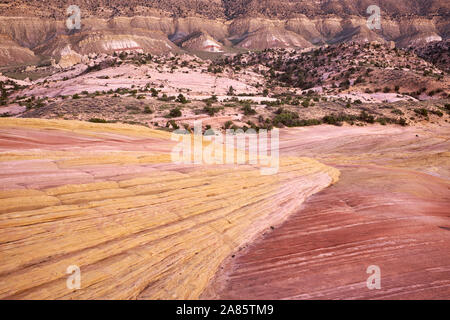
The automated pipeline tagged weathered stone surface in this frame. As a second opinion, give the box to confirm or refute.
[0,118,338,299]
[205,124,450,299]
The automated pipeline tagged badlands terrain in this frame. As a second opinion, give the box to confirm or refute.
[0,0,449,300]
[0,0,449,65]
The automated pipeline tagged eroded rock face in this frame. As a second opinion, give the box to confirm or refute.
[205,124,450,299]
[0,34,37,66]
[0,0,448,65]
[33,29,180,59]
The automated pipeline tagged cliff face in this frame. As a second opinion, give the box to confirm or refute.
[0,34,38,66]
[0,0,448,65]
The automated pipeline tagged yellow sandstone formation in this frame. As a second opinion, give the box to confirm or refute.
[0,118,339,299]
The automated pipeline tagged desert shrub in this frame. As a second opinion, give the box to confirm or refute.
[376,117,388,125]
[158,94,176,102]
[274,107,284,115]
[176,94,189,104]
[340,79,350,89]
[291,99,300,106]
[88,118,109,123]
[166,120,179,130]
[224,120,234,129]
[322,114,344,126]
[353,75,364,84]
[398,118,407,126]
[84,64,102,74]
[126,105,140,111]
[444,104,450,114]
[168,107,182,118]
[35,100,45,108]
[358,111,375,123]
[150,88,159,97]
[183,123,191,132]
[272,110,300,127]
[430,109,443,117]
[203,105,223,116]
[24,98,45,110]
[297,119,322,126]
[414,108,428,117]
[391,109,404,115]
[144,106,153,114]
[242,104,256,115]
[263,100,282,107]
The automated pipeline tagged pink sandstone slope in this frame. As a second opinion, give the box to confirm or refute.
[204,124,450,299]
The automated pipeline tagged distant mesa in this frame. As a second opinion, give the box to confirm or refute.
[0,0,448,66]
